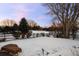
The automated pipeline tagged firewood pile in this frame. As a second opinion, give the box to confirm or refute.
[0,44,22,56]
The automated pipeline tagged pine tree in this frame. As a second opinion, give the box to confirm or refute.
[12,24,20,39]
[19,17,29,38]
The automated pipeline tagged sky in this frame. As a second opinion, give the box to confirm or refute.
[0,3,52,27]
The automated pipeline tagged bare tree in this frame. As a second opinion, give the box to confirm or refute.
[45,3,79,39]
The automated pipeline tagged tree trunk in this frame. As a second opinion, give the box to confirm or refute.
[63,23,70,38]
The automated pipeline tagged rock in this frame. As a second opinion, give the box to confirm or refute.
[0,50,13,56]
[1,44,22,56]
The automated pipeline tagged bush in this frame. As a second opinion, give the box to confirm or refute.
[12,31,20,39]
[56,32,64,38]
[41,33,45,37]
[36,33,40,37]
[27,31,32,38]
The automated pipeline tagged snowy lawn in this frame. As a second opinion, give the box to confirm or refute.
[0,37,79,56]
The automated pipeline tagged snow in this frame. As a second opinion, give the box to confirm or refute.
[30,30,52,38]
[32,30,49,34]
[0,36,79,56]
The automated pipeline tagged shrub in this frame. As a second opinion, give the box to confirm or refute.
[27,31,32,38]
[12,31,20,39]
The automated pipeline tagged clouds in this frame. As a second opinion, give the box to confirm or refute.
[11,4,29,22]
[0,3,33,22]
[36,15,47,20]
[0,3,52,27]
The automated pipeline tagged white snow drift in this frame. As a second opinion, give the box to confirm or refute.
[0,37,79,56]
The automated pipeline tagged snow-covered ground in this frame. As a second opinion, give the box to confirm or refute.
[0,37,79,56]
[32,30,49,34]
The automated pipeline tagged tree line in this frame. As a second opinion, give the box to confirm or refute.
[0,17,33,40]
[0,17,51,41]
[1,3,79,40]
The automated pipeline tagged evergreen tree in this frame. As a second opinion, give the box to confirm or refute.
[12,24,20,39]
[12,24,19,31]
[4,26,11,34]
[19,17,29,38]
